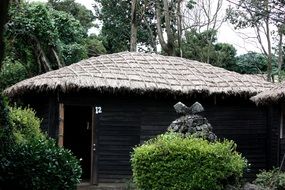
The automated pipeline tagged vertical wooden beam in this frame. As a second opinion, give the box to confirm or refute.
[279,104,285,168]
[266,106,272,169]
[280,104,284,139]
[58,103,64,147]
[91,106,98,185]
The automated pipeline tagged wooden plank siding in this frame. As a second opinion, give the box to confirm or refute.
[96,105,141,183]
[20,92,281,183]
[204,105,269,179]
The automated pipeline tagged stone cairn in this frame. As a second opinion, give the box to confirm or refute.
[167,102,217,142]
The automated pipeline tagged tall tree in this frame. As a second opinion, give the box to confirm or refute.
[94,0,157,53]
[1,1,107,91]
[5,2,87,74]
[181,29,237,69]
[95,0,197,55]
[226,0,284,81]
[155,0,176,55]
[183,0,225,62]
[48,0,95,32]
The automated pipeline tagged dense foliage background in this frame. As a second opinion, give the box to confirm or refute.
[1,0,284,92]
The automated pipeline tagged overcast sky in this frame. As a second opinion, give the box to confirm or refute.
[29,0,265,55]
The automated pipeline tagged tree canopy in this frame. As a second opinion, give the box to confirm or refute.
[94,0,158,53]
[181,29,237,70]
[0,1,105,91]
[5,2,87,72]
[232,52,277,74]
[2,0,285,93]
[226,0,285,80]
[48,0,95,32]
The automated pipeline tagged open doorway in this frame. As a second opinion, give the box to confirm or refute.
[64,105,92,182]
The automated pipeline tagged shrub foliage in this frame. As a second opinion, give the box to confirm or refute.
[0,95,82,190]
[254,169,285,190]
[9,106,45,143]
[131,133,247,190]
[0,139,82,190]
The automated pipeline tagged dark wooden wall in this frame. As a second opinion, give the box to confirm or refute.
[279,104,285,170]
[20,91,280,183]
[96,103,141,183]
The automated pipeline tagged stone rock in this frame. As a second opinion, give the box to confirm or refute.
[173,102,191,115]
[208,132,217,142]
[173,101,204,115]
[167,102,217,142]
[189,102,204,114]
[225,185,240,190]
[243,183,262,190]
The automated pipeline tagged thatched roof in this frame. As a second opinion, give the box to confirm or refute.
[251,81,285,104]
[4,52,274,97]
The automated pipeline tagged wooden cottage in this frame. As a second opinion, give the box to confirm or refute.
[4,52,278,184]
[252,81,285,169]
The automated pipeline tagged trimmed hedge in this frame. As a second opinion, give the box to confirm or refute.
[131,133,247,190]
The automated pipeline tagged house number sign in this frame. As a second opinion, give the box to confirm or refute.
[95,106,102,114]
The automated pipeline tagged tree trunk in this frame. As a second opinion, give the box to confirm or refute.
[130,0,138,52]
[0,0,9,65]
[155,0,168,53]
[30,35,52,72]
[155,0,175,56]
[162,0,175,55]
[265,0,272,82]
[278,27,283,82]
[177,0,183,57]
[51,48,64,68]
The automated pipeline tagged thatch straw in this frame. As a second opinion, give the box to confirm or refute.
[251,81,285,104]
[4,52,274,97]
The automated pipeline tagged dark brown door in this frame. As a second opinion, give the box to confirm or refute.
[91,106,100,184]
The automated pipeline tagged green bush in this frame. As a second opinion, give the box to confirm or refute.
[131,133,247,190]
[9,106,45,143]
[0,138,82,190]
[0,94,14,149]
[0,96,82,189]
[0,57,28,91]
[254,169,285,190]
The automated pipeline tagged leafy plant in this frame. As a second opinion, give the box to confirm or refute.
[0,94,14,149]
[9,106,45,143]
[0,95,82,190]
[0,139,82,190]
[254,169,285,190]
[131,132,247,190]
[0,57,28,91]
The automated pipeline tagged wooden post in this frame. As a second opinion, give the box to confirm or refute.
[279,104,285,168]
[58,103,64,147]
[91,106,98,184]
